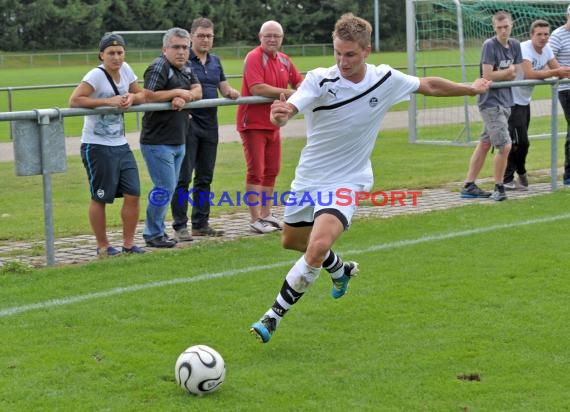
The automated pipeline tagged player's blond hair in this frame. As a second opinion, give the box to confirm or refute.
[332,13,372,49]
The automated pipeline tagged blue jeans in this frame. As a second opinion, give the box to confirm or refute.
[141,143,185,241]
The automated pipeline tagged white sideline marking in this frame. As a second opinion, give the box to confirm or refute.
[0,262,290,318]
[2,213,569,318]
[350,212,570,254]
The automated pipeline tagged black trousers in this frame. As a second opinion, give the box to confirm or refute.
[559,90,570,180]
[171,123,219,231]
[505,104,530,183]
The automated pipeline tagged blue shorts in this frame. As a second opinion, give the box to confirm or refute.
[81,143,140,203]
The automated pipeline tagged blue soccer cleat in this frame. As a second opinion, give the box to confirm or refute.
[250,315,277,343]
[331,261,359,299]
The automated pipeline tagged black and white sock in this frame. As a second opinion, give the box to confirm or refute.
[322,249,345,280]
[264,256,320,323]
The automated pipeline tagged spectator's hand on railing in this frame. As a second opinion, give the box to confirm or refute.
[171,96,186,111]
[105,95,128,108]
[119,93,135,109]
[225,88,240,99]
[557,67,570,79]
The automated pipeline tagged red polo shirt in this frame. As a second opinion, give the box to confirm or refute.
[236,46,303,132]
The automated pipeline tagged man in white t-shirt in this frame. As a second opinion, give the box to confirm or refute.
[69,33,146,257]
[249,13,491,344]
[505,19,570,190]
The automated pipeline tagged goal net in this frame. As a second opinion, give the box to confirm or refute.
[407,0,569,144]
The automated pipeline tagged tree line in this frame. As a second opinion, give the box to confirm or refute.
[0,0,405,52]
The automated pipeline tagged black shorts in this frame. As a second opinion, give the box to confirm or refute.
[81,143,140,204]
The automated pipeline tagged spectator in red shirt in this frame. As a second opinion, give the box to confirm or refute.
[236,20,303,234]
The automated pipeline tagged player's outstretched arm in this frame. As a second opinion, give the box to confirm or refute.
[270,93,298,127]
[417,77,491,97]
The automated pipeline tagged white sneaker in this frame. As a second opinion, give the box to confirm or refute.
[249,219,279,234]
[516,173,529,191]
[260,214,283,230]
[173,228,193,242]
[503,180,516,190]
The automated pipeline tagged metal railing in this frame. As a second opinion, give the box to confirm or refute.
[0,74,241,140]
[0,96,271,266]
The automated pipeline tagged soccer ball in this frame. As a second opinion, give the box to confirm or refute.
[175,345,226,396]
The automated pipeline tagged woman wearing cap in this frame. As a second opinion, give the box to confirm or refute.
[69,33,146,258]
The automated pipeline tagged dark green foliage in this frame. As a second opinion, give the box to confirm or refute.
[0,0,406,51]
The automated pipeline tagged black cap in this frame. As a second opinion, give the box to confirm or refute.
[99,33,126,52]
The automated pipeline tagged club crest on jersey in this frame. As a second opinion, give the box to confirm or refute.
[96,189,105,198]
[369,97,379,107]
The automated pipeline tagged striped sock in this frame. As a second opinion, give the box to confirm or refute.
[322,249,344,279]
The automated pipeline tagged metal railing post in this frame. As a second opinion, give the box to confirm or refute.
[37,111,56,266]
[551,82,559,191]
[8,87,13,140]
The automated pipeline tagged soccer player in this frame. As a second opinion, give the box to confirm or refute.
[249,13,491,343]
[505,19,570,190]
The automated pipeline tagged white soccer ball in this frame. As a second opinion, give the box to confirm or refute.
[175,345,226,396]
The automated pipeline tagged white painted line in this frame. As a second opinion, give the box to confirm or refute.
[349,213,570,254]
[0,262,291,318]
[2,213,569,318]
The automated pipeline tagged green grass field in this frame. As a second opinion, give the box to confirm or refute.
[1,48,570,410]
[1,192,570,410]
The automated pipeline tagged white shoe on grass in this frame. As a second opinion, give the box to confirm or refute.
[249,219,278,234]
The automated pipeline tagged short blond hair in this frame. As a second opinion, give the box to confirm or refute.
[332,13,372,49]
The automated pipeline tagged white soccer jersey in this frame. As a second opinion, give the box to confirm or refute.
[288,63,420,191]
[80,62,137,146]
[513,40,555,105]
